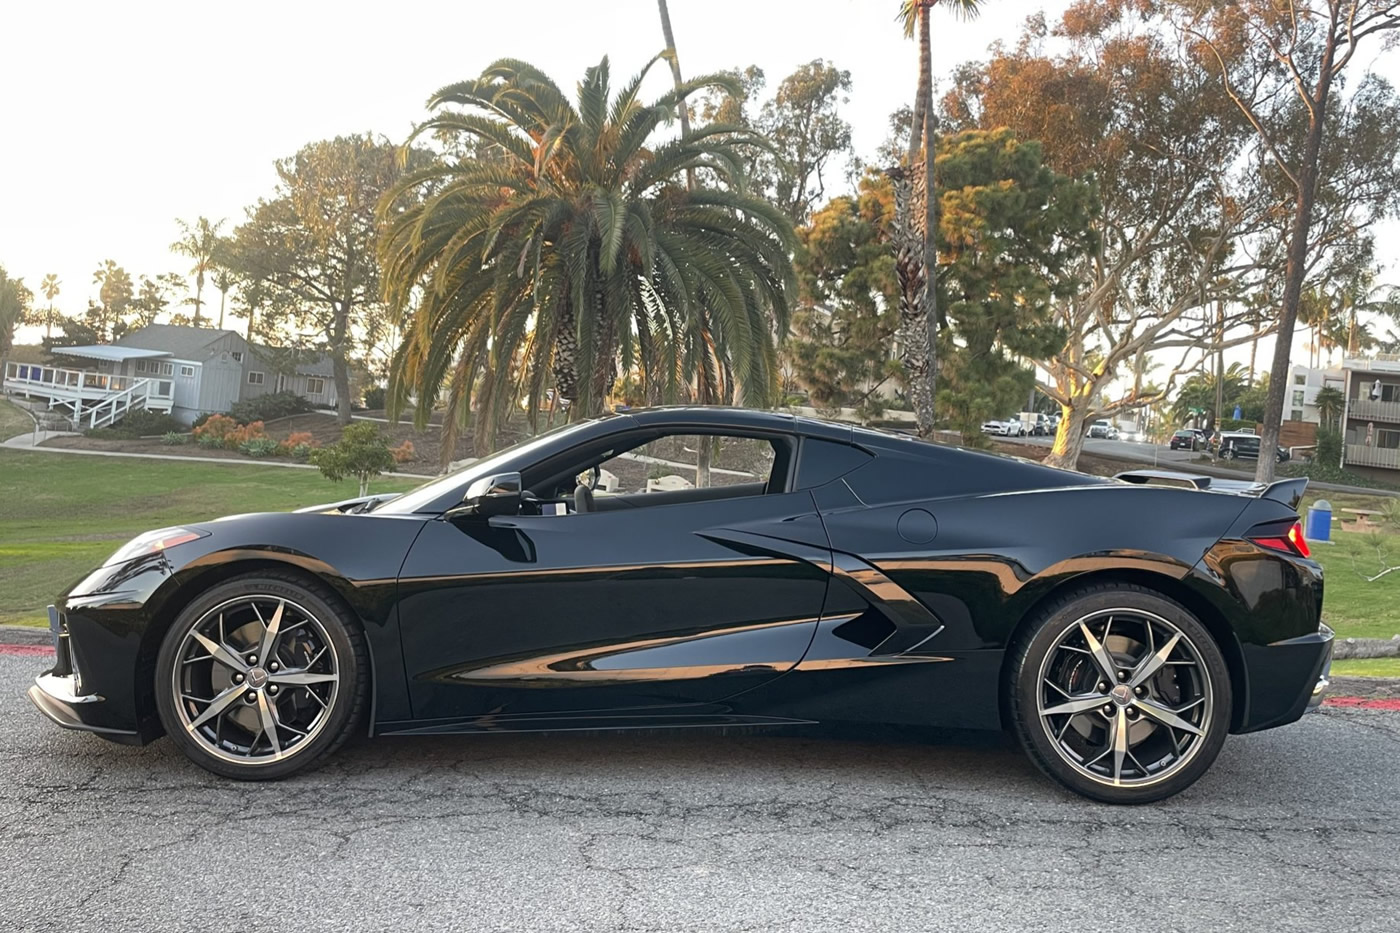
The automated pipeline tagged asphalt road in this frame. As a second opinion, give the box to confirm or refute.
[2,653,1397,933]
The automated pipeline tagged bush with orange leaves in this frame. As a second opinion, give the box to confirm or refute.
[285,430,321,461]
[390,440,415,463]
[192,414,239,449]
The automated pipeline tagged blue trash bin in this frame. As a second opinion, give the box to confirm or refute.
[1305,499,1331,542]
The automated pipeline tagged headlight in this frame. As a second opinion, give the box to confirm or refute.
[103,527,209,567]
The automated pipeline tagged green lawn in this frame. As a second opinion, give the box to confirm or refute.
[0,448,421,626]
[1331,658,1400,678]
[0,398,34,438]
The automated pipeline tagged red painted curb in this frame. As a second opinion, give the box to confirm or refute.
[1323,696,1400,711]
[0,644,55,657]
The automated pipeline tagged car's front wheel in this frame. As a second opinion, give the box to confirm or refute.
[1009,584,1231,803]
[155,572,368,780]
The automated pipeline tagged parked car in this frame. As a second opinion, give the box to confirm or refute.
[980,417,1024,437]
[1019,412,1049,436]
[1087,420,1119,440]
[1170,429,1206,451]
[28,408,1331,804]
[1217,432,1290,463]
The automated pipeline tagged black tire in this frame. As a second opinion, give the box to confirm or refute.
[155,571,368,780]
[1220,447,1234,460]
[1008,583,1232,804]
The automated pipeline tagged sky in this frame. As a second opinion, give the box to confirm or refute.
[2,0,1396,370]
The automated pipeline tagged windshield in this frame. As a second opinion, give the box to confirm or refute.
[374,420,593,514]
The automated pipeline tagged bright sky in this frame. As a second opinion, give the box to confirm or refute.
[3,0,1396,368]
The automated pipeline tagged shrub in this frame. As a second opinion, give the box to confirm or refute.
[362,385,387,410]
[85,408,182,439]
[239,437,282,458]
[284,431,319,449]
[311,422,397,496]
[222,420,268,450]
[229,391,314,424]
[192,414,240,443]
[191,412,216,430]
[1315,427,1342,466]
[390,440,415,463]
[161,432,188,446]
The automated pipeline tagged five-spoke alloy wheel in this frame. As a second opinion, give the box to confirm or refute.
[156,573,367,780]
[1010,584,1231,804]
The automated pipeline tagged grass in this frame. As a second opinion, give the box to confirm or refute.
[0,398,34,438]
[0,448,421,627]
[1331,658,1400,678]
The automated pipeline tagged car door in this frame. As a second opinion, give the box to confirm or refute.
[394,434,832,724]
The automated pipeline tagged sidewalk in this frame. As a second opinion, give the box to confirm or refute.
[1,430,437,479]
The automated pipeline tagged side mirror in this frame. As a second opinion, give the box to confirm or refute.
[458,471,522,518]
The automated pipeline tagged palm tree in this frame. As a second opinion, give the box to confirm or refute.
[171,216,225,326]
[1313,386,1344,430]
[896,0,984,437]
[380,56,795,456]
[39,273,60,339]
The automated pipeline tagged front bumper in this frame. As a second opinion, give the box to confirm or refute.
[26,603,153,744]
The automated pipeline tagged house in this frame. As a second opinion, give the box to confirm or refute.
[1287,364,1346,425]
[2,324,339,428]
[1340,352,1400,477]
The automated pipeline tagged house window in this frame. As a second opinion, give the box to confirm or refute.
[159,362,173,376]
[248,371,265,385]
[1383,383,1399,403]
[306,377,325,395]
[1292,390,1305,407]
[1291,409,1304,421]
[180,365,195,378]
[134,361,146,373]
[232,351,243,363]
[1294,374,1306,385]
[1379,430,1400,450]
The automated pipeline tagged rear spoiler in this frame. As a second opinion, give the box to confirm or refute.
[1115,470,1308,510]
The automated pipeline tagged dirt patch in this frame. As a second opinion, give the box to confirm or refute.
[985,440,1141,479]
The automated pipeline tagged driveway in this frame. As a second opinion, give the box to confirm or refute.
[2,652,1397,931]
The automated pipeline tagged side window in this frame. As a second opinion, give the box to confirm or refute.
[594,434,775,496]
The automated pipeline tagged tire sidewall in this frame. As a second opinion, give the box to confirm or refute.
[1011,586,1232,804]
[155,574,364,781]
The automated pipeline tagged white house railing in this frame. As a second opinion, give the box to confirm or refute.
[1348,397,1400,425]
[3,361,174,426]
[1345,443,1400,470]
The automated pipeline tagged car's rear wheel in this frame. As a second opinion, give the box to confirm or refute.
[1220,447,1234,460]
[1009,584,1231,804]
[155,572,367,780]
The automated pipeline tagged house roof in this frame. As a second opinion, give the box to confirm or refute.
[51,345,173,363]
[249,344,336,378]
[114,324,238,358]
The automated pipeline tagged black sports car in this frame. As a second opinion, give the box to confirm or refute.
[28,408,1332,803]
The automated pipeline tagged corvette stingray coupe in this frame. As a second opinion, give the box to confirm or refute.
[27,408,1332,803]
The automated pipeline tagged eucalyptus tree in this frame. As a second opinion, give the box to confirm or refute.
[380,55,796,454]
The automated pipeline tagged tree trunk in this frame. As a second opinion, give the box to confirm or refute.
[657,0,696,191]
[1214,300,1225,428]
[359,475,369,497]
[193,271,204,327]
[332,303,352,426]
[1045,402,1089,470]
[919,4,937,437]
[554,292,579,406]
[1256,46,1336,483]
[1248,331,1257,386]
[887,167,934,435]
[218,290,226,330]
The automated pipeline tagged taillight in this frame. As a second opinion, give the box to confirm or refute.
[1249,520,1310,559]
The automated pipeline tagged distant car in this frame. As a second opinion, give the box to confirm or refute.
[980,418,1024,437]
[1170,429,1206,451]
[1087,420,1119,440]
[1217,433,1290,463]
